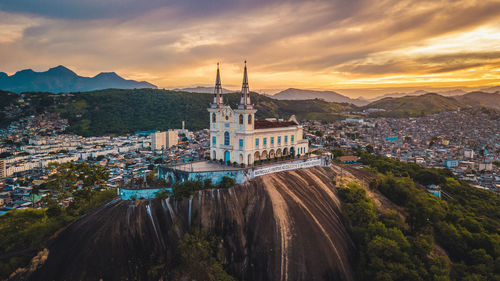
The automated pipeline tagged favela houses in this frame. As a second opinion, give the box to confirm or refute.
[119,62,328,200]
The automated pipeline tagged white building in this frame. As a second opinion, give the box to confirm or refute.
[478,162,493,171]
[464,149,474,159]
[208,62,308,165]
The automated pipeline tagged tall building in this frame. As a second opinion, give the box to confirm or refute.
[151,131,167,150]
[464,149,474,159]
[151,130,178,150]
[166,129,178,148]
[0,160,5,178]
[208,61,308,165]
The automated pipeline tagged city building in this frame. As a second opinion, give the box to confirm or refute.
[445,158,459,168]
[207,62,308,165]
[464,149,474,159]
[0,160,5,178]
[166,130,178,148]
[151,131,167,150]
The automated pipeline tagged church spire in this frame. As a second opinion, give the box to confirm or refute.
[239,60,252,109]
[213,62,223,108]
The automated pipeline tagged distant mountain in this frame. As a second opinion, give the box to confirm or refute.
[271,88,369,106]
[0,65,157,93]
[436,89,467,96]
[454,91,500,110]
[370,89,472,101]
[480,86,500,93]
[364,93,468,117]
[174,86,234,94]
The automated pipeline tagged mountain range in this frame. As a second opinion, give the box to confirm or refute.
[0,65,157,93]
[269,87,500,106]
[173,86,234,94]
[271,88,370,106]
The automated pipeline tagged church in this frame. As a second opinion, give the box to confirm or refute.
[208,62,309,165]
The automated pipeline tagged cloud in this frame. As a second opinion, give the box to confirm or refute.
[0,0,499,95]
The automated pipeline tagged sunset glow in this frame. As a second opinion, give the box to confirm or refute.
[1,0,499,97]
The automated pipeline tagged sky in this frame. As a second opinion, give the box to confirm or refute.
[0,0,499,98]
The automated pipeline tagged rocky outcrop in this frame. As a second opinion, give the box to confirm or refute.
[16,166,355,281]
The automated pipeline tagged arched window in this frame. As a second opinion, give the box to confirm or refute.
[248,114,252,124]
[212,113,216,123]
[239,114,243,124]
[224,131,230,145]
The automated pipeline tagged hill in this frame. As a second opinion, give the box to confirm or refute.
[364,93,468,117]
[12,167,355,281]
[271,88,369,106]
[453,91,500,110]
[0,65,157,93]
[0,89,355,136]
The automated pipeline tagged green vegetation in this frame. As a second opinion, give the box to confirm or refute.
[365,93,467,118]
[0,89,354,135]
[352,150,500,281]
[173,230,235,281]
[339,183,450,281]
[0,162,116,279]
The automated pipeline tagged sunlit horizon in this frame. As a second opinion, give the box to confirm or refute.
[1,0,500,98]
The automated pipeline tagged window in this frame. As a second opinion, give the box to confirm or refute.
[256,138,259,146]
[212,113,216,122]
[239,114,243,124]
[248,114,252,124]
[239,139,243,149]
[278,136,281,144]
[291,135,294,143]
[224,132,230,145]
[263,138,267,145]
[212,136,216,145]
[271,137,274,144]
[285,136,288,143]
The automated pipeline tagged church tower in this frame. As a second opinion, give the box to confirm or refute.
[238,60,253,110]
[211,62,223,109]
[234,61,257,164]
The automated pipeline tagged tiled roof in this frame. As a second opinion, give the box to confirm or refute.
[254,120,296,129]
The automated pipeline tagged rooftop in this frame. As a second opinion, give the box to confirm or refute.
[254,120,297,129]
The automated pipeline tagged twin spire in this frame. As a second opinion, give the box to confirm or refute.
[212,61,252,109]
[213,62,223,106]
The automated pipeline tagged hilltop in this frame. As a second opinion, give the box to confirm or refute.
[454,91,500,110]
[12,167,355,281]
[363,93,468,117]
[271,88,369,106]
[0,65,157,93]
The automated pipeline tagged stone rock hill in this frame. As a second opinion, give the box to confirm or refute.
[15,166,355,281]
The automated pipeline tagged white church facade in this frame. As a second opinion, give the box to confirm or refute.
[208,62,309,165]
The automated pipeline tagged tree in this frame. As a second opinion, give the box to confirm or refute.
[30,186,41,208]
[175,230,235,281]
[365,145,374,154]
[218,177,235,189]
[331,148,346,158]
